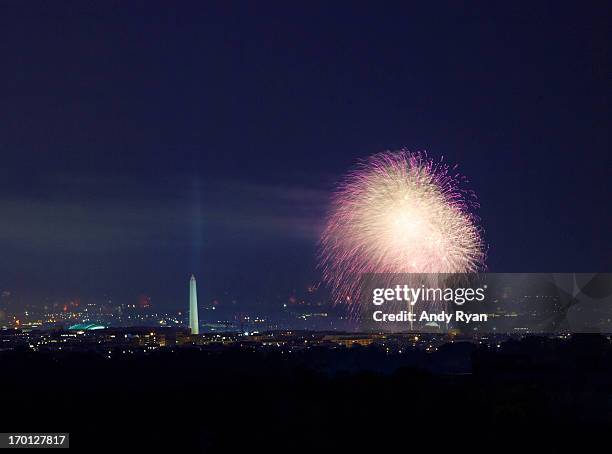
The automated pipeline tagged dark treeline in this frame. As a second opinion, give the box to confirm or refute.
[2,334,611,449]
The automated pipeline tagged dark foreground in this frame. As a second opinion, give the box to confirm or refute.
[3,335,612,449]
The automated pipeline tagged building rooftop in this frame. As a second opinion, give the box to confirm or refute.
[68,323,106,331]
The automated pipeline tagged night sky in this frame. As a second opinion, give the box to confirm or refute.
[1,1,610,311]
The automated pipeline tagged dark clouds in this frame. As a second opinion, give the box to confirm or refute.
[0,175,326,253]
[0,173,328,306]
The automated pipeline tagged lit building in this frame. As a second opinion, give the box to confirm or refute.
[189,274,199,335]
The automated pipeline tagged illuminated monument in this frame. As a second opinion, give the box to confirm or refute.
[189,274,199,335]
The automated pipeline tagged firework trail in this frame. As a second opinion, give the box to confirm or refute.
[318,150,485,311]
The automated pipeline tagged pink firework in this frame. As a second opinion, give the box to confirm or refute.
[318,150,486,306]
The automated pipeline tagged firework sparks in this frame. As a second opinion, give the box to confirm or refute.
[318,150,485,307]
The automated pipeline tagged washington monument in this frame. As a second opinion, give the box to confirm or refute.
[189,274,199,335]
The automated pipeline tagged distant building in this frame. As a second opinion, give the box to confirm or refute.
[323,334,374,347]
[68,323,105,331]
[189,274,199,335]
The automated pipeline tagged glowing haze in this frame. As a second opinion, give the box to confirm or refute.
[319,150,485,305]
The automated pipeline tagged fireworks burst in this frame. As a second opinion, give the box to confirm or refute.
[318,150,485,307]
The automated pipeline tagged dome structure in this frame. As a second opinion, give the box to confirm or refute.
[68,323,105,331]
